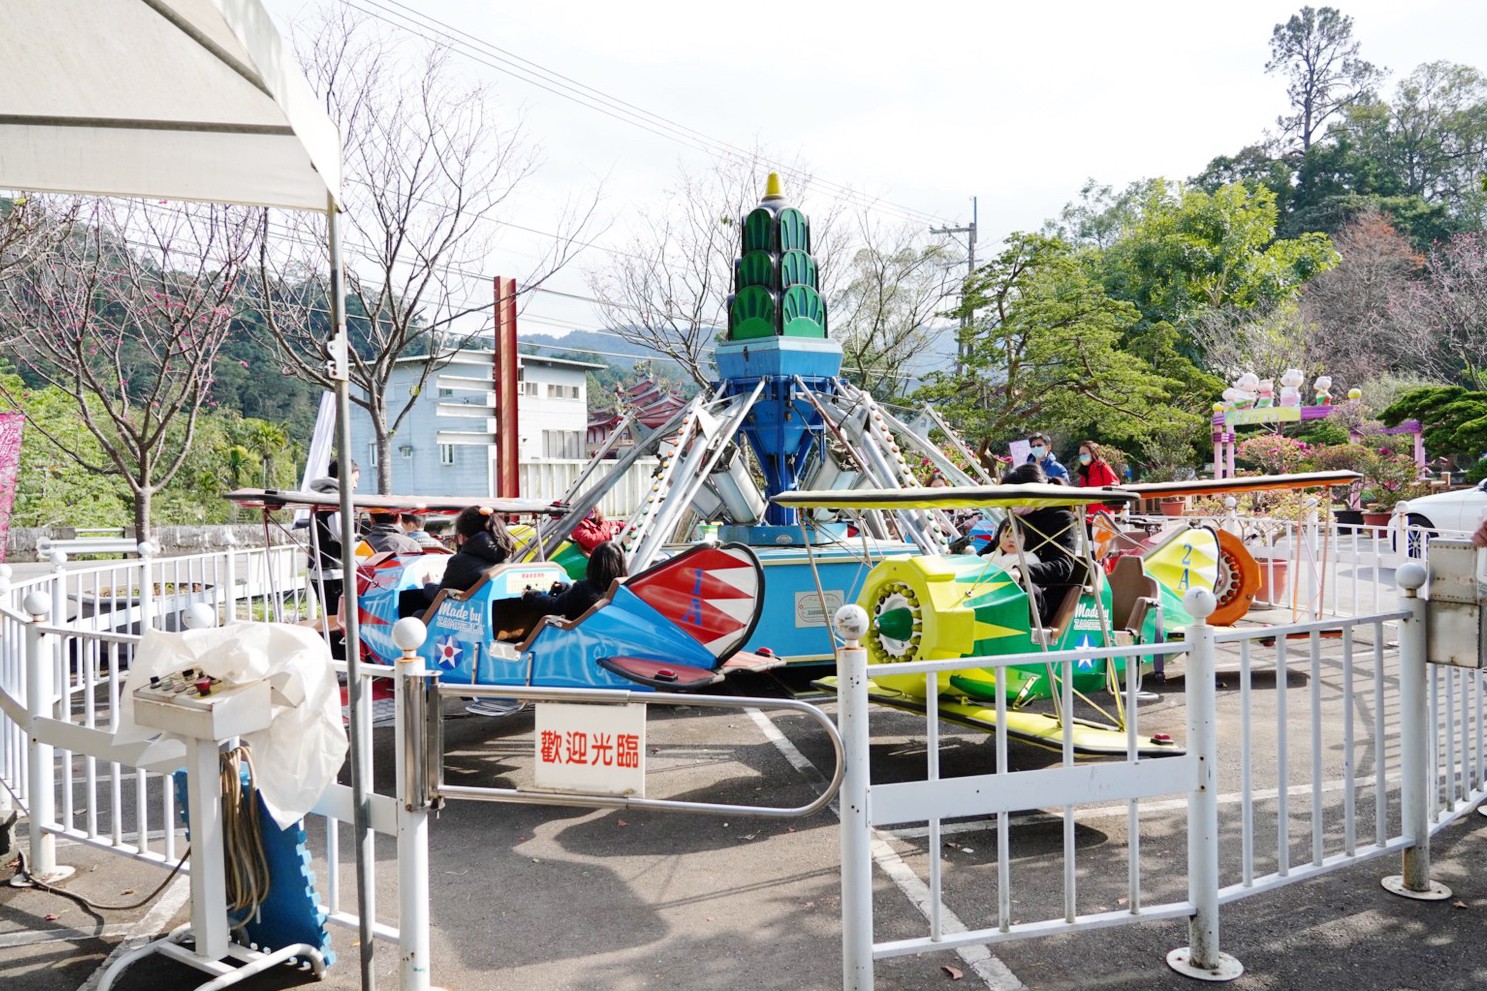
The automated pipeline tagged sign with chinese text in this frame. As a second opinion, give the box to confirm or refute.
[533,702,646,797]
[1223,406,1301,427]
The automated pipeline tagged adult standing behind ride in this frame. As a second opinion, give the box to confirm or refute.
[308,458,360,620]
[1073,440,1121,520]
[522,541,628,622]
[1025,432,1069,483]
[984,462,1086,625]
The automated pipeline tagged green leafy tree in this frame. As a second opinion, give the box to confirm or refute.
[1266,6,1383,154]
[1,371,132,530]
[1380,385,1487,465]
[914,233,1196,455]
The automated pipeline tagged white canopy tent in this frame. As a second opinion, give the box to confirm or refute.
[2,0,340,210]
[0,3,387,988]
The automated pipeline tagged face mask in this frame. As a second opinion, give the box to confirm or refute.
[1078,453,1092,465]
[1030,445,1047,460]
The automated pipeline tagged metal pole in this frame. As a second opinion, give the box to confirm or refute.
[328,197,377,988]
[22,592,59,881]
[1167,588,1243,981]
[393,620,432,991]
[835,605,873,991]
[1382,561,1452,900]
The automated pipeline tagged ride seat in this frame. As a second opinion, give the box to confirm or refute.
[1108,554,1161,638]
[418,565,545,640]
[512,577,624,652]
[1038,584,1084,641]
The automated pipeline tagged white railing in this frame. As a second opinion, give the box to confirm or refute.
[520,456,661,517]
[0,547,430,988]
[837,564,1474,987]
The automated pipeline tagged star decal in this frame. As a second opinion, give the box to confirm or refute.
[433,634,464,671]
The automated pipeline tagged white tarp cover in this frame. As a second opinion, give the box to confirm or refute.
[117,623,349,829]
[0,0,340,210]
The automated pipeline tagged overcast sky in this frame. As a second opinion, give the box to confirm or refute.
[264,0,1487,341]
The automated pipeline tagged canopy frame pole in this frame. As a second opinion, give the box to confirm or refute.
[329,197,377,991]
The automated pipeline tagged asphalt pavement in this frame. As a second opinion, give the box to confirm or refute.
[5,641,1487,991]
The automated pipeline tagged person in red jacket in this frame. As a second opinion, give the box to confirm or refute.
[1074,440,1121,521]
[571,507,623,555]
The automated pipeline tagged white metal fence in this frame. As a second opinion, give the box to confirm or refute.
[835,562,1483,987]
[0,545,428,987]
[1,517,1480,990]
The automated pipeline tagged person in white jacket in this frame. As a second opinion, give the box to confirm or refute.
[982,519,1041,578]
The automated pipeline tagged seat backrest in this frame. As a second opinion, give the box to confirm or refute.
[1043,584,1084,639]
[1109,554,1160,631]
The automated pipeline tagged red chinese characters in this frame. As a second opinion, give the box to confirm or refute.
[537,729,642,768]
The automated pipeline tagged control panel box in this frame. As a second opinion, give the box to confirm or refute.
[133,669,273,740]
[1426,540,1487,669]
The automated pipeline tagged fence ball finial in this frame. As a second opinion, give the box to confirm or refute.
[182,603,217,629]
[1396,561,1427,592]
[22,591,51,618]
[833,604,870,645]
[1182,587,1217,620]
[393,617,428,652]
[0,564,10,592]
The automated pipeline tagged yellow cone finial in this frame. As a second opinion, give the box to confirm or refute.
[762,172,784,203]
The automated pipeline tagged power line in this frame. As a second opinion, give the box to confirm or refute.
[341,0,953,229]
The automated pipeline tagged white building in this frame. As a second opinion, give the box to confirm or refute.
[348,348,601,497]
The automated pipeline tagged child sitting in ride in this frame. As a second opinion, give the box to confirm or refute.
[522,541,628,621]
[981,462,1086,626]
[981,519,1042,578]
[570,507,624,555]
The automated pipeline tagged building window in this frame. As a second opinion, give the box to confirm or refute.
[521,381,540,396]
[438,387,454,398]
[542,430,582,459]
[400,444,414,460]
[368,441,378,467]
[546,383,580,400]
[439,444,455,466]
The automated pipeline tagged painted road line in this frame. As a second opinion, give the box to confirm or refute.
[746,707,1025,991]
[75,874,190,991]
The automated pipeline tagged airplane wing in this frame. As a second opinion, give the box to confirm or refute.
[1121,471,1361,499]
[771,483,1139,512]
[224,488,567,516]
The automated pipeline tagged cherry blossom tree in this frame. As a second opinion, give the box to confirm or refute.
[0,197,256,540]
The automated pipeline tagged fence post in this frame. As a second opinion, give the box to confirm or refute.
[392,618,434,991]
[0,566,14,851]
[222,533,238,624]
[834,604,874,991]
[1168,587,1243,981]
[21,591,69,883]
[1382,561,1452,900]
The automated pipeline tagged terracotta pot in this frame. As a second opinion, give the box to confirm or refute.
[1159,498,1187,517]
[1361,511,1393,528]
[1254,559,1290,606]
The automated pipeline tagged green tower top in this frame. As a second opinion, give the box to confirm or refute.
[726,173,827,342]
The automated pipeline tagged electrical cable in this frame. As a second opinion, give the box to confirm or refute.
[220,745,272,915]
[13,846,190,912]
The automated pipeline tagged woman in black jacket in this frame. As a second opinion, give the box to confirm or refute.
[523,541,628,622]
[439,506,516,591]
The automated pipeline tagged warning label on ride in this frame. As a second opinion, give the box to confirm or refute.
[532,702,646,797]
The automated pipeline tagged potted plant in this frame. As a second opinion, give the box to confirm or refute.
[1159,497,1188,517]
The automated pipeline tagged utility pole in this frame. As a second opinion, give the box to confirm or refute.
[931,196,977,377]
